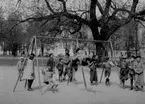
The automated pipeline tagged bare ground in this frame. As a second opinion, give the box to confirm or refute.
[0,66,145,104]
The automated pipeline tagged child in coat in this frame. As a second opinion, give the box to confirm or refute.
[56,58,64,82]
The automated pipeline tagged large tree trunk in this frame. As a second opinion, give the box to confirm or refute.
[89,25,108,60]
[89,0,108,60]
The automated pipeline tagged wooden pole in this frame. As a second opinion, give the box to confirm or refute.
[13,72,21,92]
[109,41,114,60]
[82,67,87,90]
[100,64,105,83]
[34,36,42,93]
[135,20,138,57]
[109,40,120,81]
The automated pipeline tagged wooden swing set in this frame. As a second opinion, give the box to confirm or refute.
[13,36,115,93]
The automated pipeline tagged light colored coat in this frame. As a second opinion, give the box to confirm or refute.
[133,60,144,86]
[22,59,35,80]
[133,60,144,74]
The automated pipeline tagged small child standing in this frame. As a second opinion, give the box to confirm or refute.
[17,57,25,81]
[104,57,115,86]
[42,66,58,89]
[56,58,64,82]
[119,58,128,88]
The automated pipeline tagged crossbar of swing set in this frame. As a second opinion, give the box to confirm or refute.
[35,36,110,43]
[33,36,114,57]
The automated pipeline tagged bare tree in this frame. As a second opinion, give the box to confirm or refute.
[15,0,145,56]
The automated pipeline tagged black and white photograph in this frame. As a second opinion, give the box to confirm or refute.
[0,0,145,104]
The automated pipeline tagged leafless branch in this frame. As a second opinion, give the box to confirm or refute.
[136,9,145,16]
[111,1,117,9]
[44,0,56,14]
[64,12,89,25]
[101,0,112,27]
[58,0,67,12]
[136,20,145,28]
[96,0,104,14]
[103,0,112,17]
[135,16,145,21]
[80,11,90,18]
[111,8,131,17]
[41,20,49,27]
[131,0,139,13]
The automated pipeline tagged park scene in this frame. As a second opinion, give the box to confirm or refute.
[1,0,145,104]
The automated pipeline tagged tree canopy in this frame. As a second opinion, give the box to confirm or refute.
[15,0,145,41]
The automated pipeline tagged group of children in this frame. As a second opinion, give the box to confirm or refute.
[81,53,145,92]
[17,52,144,92]
[119,55,144,91]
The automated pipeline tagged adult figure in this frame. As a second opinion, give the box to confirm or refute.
[22,53,35,91]
[133,56,144,91]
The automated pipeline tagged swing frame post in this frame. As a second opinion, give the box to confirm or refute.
[109,40,120,81]
[99,65,105,83]
[34,36,42,93]
[82,67,87,90]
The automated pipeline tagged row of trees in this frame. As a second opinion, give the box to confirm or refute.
[15,0,145,57]
[1,0,145,57]
[0,8,24,56]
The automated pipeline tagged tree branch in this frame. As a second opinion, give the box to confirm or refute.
[131,0,139,13]
[135,16,145,21]
[103,0,112,16]
[136,20,145,28]
[96,0,104,14]
[90,0,98,21]
[58,0,67,12]
[64,12,89,26]
[106,18,132,39]
[44,0,56,14]
[136,9,145,16]
[111,8,131,17]
[101,0,112,27]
